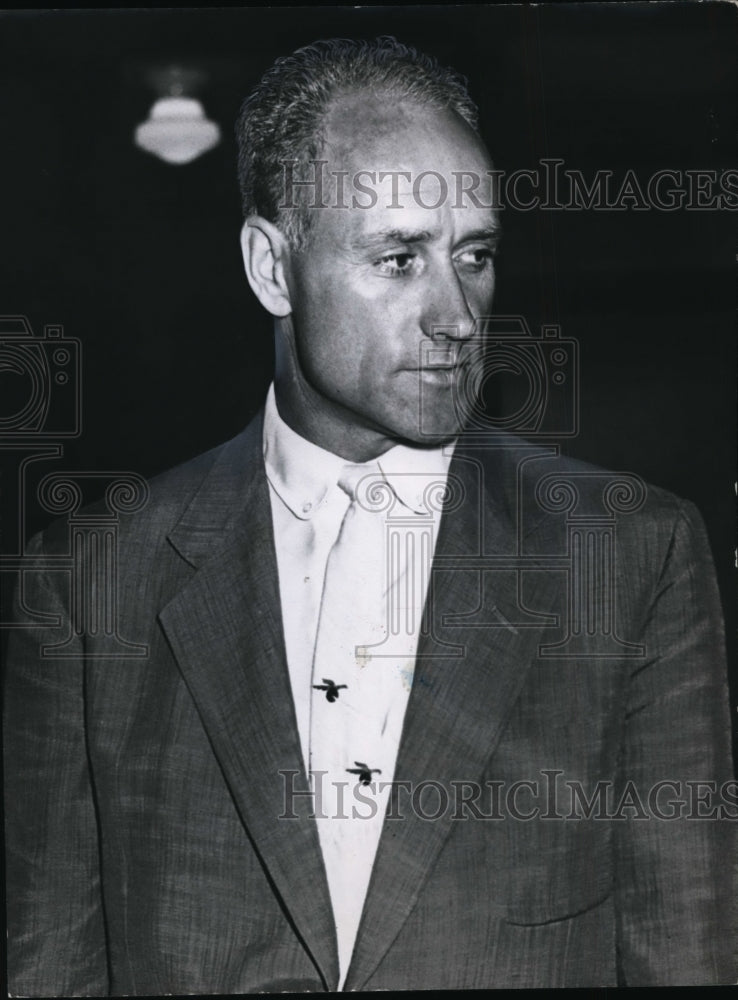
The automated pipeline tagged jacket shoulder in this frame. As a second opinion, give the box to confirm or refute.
[463,435,712,582]
[34,418,263,559]
[466,434,687,522]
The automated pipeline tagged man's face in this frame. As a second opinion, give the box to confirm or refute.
[278,93,500,460]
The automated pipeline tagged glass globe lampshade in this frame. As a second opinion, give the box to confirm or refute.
[134,96,220,165]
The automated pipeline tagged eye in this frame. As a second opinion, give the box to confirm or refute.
[375,252,418,277]
[454,246,497,272]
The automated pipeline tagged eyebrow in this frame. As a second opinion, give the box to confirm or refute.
[461,226,503,243]
[355,225,503,250]
[355,228,433,249]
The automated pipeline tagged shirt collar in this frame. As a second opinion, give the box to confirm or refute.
[263,385,347,519]
[262,383,455,519]
[377,441,455,515]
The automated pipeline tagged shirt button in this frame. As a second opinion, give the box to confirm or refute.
[302,501,313,513]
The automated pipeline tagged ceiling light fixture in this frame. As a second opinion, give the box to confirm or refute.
[134,65,220,166]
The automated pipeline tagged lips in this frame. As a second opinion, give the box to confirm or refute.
[424,349,459,367]
[409,365,459,387]
[410,356,469,374]
[403,346,471,378]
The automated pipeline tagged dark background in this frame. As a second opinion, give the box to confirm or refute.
[1,4,735,767]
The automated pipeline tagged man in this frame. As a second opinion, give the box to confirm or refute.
[4,37,735,993]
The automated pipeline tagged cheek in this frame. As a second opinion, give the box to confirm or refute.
[290,266,414,388]
[292,299,370,393]
[470,270,496,313]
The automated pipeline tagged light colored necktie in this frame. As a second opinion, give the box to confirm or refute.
[309,464,411,987]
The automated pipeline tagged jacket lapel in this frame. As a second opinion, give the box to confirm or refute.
[158,418,339,991]
[345,441,563,990]
[156,417,563,992]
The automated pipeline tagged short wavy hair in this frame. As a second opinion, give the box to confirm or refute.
[235,36,480,250]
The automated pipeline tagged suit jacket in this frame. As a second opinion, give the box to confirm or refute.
[4,412,736,993]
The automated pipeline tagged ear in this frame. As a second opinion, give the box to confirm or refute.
[240,216,293,318]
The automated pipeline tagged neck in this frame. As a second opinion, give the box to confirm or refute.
[272,377,396,462]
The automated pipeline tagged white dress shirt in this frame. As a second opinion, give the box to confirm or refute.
[262,384,454,986]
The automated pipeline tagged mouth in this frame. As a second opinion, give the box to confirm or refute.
[402,342,473,385]
[407,365,461,387]
[406,353,469,377]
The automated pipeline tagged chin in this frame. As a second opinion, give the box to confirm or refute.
[393,419,463,449]
[377,396,464,449]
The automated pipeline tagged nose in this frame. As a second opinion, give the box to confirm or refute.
[420,262,477,342]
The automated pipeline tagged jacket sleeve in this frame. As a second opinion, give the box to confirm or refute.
[614,498,736,985]
[3,530,110,997]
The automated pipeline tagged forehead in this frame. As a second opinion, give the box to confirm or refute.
[322,90,490,171]
[308,92,499,245]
